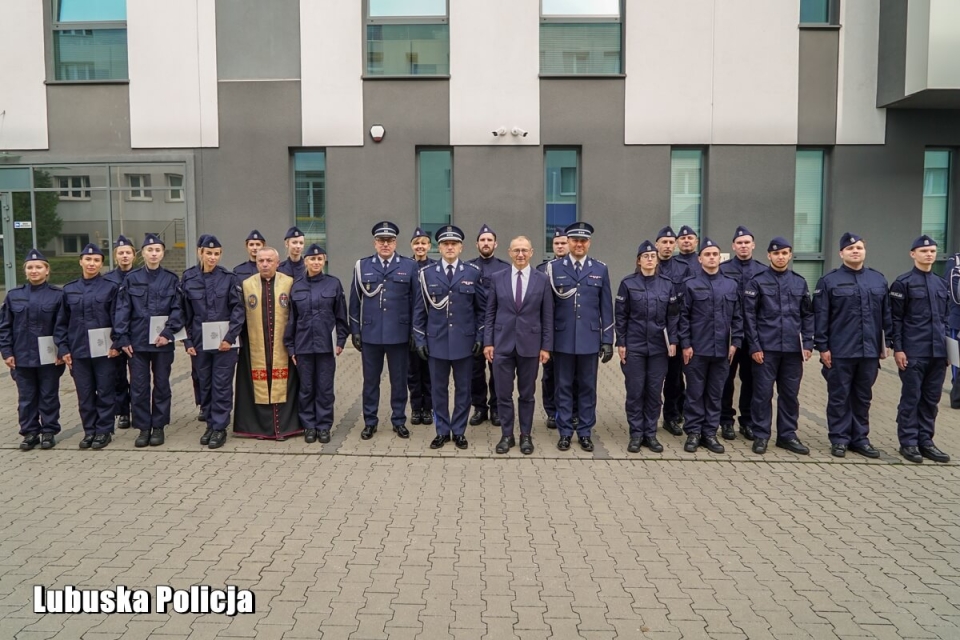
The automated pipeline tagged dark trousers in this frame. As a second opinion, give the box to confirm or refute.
[130,350,175,431]
[113,352,130,417]
[822,357,879,447]
[362,342,409,427]
[683,355,730,437]
[429,356,472,436]
[541,359,578,418]
[554,352,598,437]
[471,354,497,411]
[195,349,239,431]
[14,364,64,436]
[896,357,947,447]
[721,345,754,427]
[407,350,433,413]
[494,349,539,437]
[621,352,668,439]
[191,358,202,407]
[296,353,336,431]
[662,353,685,423]
[750,352,803,441]
[70,357,116,435]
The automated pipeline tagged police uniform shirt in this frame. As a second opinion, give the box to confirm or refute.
[284,272,349,355]
[114,266,184,351]
[813,265,892,359]
[614,272,679,356]
[890,267,950,358]
[467,254,510,293]
[413,260,486,361]
[103,266,134,287]
[658,256,693,285]
[719,257,768,294]
[678,269,744,357]
[181,265,245,351]
[278,258,306,280]
[549,256,615,354]
[742,269,814,354]
[60,275,120,359]
[0,282,66,367]
[348,253,419,345]
[233,260,259,279]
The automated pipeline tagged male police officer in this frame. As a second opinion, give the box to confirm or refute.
[278,226,306,279]
[813,232,892,458]
[546,222,613,452]
[742,237,813,456]
[104,235,137,429]
[413,225,485,450]
[408,227,436,426]
[946,252,960,409]
[656,226,692,437]
[468,224,510,426]
[234,230,266,279]
[537,227,575,429]
[350,222,419,440]
[890,235,951,463]
[674,225,700,269]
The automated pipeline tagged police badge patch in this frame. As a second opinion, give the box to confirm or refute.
[279,293,289,308]
[247,294,258,309]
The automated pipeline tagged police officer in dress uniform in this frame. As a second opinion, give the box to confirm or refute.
[234,230,266,280]
[0,249,67,450]
[678,238,743,454]
[349,221,419,440]
[537,226,577,429]
[408,227,436,426]
[615,240,679,454]
[413,225,486,450]
[114,233,184,448]
[278,226,306,280]
[891,235,951,463]
[183,235,210,422]
[182,236,245,449]
[60,243,120,450]
[468,224,510,427]
[104,234,136,429]
[655,226,692,437]
[742,237,813,456]
[946,252,960,409]
[813,232,892,458]
[285,244,349,445]
[546,222,614,452]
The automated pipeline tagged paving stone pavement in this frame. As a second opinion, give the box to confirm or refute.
[1,351,958,639]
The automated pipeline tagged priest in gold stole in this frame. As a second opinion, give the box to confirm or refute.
[234,247,302,439]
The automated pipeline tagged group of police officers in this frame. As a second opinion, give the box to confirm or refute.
[1,219,957,463]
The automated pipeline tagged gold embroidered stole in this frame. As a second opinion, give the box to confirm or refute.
[242,272,293,404]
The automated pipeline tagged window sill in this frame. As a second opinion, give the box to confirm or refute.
[539,74,626,79]
[362,75,450,81]
[798,24,841,30]
[45,79,130,86]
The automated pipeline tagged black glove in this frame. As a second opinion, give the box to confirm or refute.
[409,335,417,351]
[417,345,429,361]
[351,335,362,352]
[472,341,483,356]
[600,343,613,363]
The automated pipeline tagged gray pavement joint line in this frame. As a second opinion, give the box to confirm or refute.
[325,385,363,454]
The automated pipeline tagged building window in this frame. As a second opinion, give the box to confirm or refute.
[670,149,703,237]
[418,149,452,239]
[56,175,91,200]
[52,0,128,81]
[794,149,826,287]
[923,150,951,251]
[800,0,837,25]
[545,149,579,254]
[62,234,90,254]
[540,0,622,75]
[365,1,449,76]
[126,174,152,201]
[293,151,327,247]
[165,174,184,202]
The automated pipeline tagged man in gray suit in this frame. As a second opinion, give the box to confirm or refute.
[484,236,554,455]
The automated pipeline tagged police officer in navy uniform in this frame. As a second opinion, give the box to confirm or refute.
[546,222,614,452]
[468,224,510,426]
[946,252,960,409]
[742,237,813,456]
[718,225,767,441]
[413,225,486,450]
[891,235,951,463]
[183,234,211,422]
[0,249,67,450]
[278,226,306,279]
[60,243,120,450]
[114,233,184,447]
[678,238,743,454]
[234,230,266,280]
[537,226,577,429]
[813,232,892,458]
[285,243,349,444]
[182,236,245,449]
[673,224,699,269]
[655,226,692,437]
[615,240,678,453]
[408,227,436,426]
[349,221,419,440]
[104,234,137,429]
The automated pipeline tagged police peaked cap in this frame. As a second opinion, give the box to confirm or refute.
[564,222,594,239]
[372,221,400,238]
[435,225,465,243]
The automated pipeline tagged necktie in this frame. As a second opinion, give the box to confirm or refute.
[515,271,523,309]
[447,264,454,283]
[383,260,389,270]
[575,261,582,276]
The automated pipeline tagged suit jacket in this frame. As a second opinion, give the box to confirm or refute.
[484,268,554,358]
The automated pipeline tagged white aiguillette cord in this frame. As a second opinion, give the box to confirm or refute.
[546,260,577,300]
[419,268,450,310]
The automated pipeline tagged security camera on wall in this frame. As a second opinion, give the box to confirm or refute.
[511,127,528,138]
[492,127,507,137]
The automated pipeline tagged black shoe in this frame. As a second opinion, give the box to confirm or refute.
[318,430,331,444]
[79,434,95,450]
[899,446,923,463]
[20,435,41,451]
[40,434,56,450]
[700,435,724,454]
[720,424,736,440]
[775,437,810,455]
[683,434,699,453]
[850,443,880,459]
[557,436,571,451]
[627,438,642,453]
[208,430,226,449]
[496,436,515,454]
[117,415,130,429]
[393,424,410,439]
[546,416,557,430]
[135,430,151,448]
[149,430,164,446]
[831,443,847,458]
[469,409,488,426]
[91,433,111,450]
[197,409,205,422]
[361,425,377,440]
[430,434,450,449]
[579,437,594,452]
[644,436,664,453]
[422,411,433,425]
[453,435,468,450]
[410,411,423,426]
[304,429,317,443]
[519,435,534,455]
[739,424,755,441]
[490,410,501,427]
[752,438,768,454]
[200,428,214,446]
[663,420,683,437]
[919,445,951,463]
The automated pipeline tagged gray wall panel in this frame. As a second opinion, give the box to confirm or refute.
[877,0,908,106]
[216,0,301,80]
[797,30,839,145]
[46,85,132,155]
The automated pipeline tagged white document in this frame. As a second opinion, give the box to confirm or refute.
[149,316,187,343]
[948,336,960,368]
[37,336,57,365]
[87,327,112,358]
[202,321,240,350]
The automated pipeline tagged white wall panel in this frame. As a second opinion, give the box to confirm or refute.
[0,0,48,150]
[836,0,886,144]
[128,0,219,148]
[449,0,540,146]
[624,0,714,144]
[904,0,930,96]
[927,0,960,89]
[300,0,363,147]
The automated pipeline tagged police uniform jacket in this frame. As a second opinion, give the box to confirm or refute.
[548,256,614,354]
[413,261,486,361]
[946,254,960,331]
[890,267,949,358]
[0,282,65,367]
[59,275,120,358]
[181,265,245,351]
[658,257,693,285]
[678,269,743,356]
[284,272,349,355]
[813,265,892,358]
[467,255,510,293]
[349,254,418,345]
[743,269,814,354]
[614,272,679,356]
[114,266,184,351]
[233,260,259,280]
[103,266,133,287]
[673,252,698,269]
[719,257,768,292]
[279,258,305,280]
